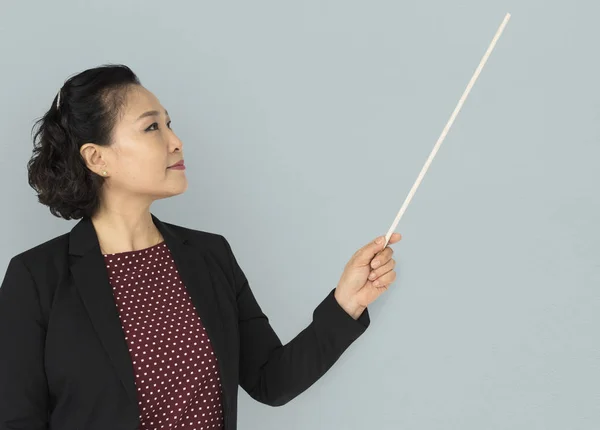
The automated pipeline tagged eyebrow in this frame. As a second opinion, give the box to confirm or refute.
[136,109,169,122]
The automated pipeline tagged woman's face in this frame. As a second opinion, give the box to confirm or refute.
[83,85,188,204]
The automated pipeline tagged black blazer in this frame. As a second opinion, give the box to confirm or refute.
[0,214,370,430]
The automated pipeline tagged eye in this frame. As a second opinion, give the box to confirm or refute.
[145,121,173,132]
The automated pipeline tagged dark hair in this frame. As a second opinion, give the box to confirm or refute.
[27,64,142,220]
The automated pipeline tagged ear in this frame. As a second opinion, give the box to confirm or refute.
[80,143,107,174]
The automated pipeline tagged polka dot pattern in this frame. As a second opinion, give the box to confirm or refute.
[103,241,224,429]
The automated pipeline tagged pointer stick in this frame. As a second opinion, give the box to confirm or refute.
[382,12,511,249]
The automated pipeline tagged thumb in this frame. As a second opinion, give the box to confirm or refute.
[353,236,387,266]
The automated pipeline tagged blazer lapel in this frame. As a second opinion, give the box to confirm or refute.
[153,214,234,416]
[68,213,233,411]
[69,216,138,403]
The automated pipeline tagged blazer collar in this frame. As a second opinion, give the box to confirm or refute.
[68,212,186,257]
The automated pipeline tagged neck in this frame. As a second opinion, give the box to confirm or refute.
[90,206,163,255]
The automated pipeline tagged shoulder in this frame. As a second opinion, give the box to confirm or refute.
[1,233,70,307]
[160,219,241,287]
[158,219,235,262]
[162,219,228,249]
[8,232,70,269]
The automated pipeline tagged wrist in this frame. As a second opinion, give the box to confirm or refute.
[334,288,366,320]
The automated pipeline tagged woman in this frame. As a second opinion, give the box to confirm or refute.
[0,64,401,430]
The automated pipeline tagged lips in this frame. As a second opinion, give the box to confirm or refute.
[168,160,185,168]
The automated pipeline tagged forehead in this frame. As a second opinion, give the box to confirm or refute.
[121,86,166,122]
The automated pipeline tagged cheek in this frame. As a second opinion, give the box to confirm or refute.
[118,151,167,182]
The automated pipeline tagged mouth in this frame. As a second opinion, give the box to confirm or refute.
[168,160,185,168]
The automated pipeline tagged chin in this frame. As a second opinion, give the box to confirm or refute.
[159,180,189,198]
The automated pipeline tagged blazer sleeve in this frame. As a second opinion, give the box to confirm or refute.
[0,256,49,430]
[220,236,370,407]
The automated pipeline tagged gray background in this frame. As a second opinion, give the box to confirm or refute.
[1,0,599,429]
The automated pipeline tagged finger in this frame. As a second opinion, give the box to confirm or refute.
[370,269,397,288]
[352,236,387,265]
[388,233,402,244]
[371,247,394,269]
[353,233,401,266]
[380,232,402,250]
[368,258,396,282]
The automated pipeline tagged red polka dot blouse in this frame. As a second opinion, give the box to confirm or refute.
[103,240,224,429]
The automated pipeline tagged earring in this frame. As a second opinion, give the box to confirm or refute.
[101,170,108,176]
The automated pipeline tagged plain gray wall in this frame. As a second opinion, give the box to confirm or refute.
[1,0,598,429]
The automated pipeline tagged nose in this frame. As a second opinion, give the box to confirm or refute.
[169,132,183,152]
